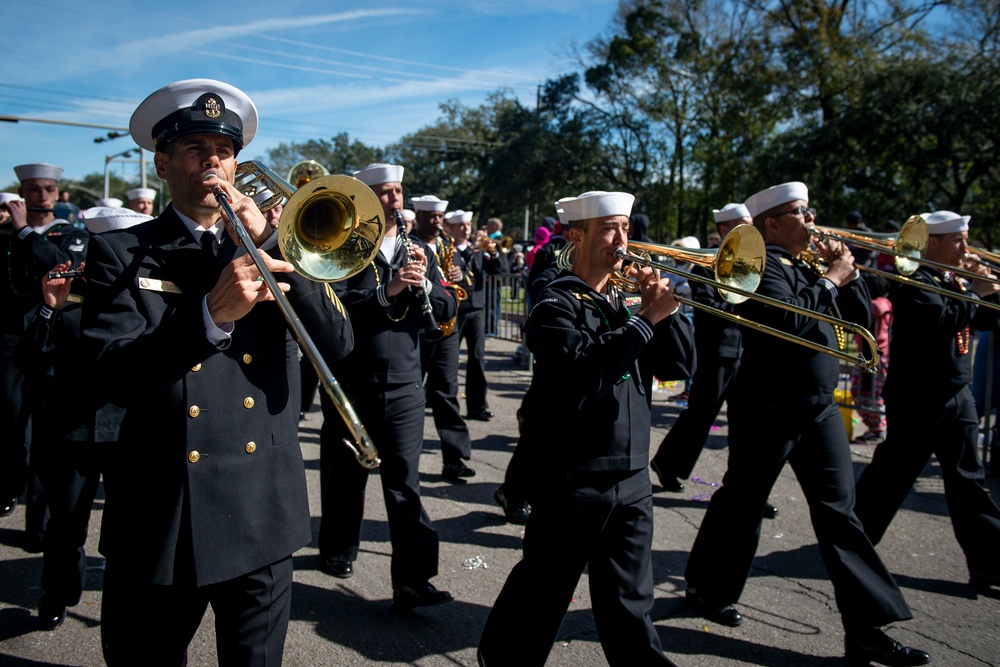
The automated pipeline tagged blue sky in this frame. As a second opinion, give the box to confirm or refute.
[0,0,620,190]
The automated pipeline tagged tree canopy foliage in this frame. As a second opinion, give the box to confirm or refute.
[55,0,1000,246]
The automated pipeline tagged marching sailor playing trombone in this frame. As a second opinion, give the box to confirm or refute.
[854,210,1000,593]
[683,182,930,667]
[478,190,694,667]
[82,79,354,665]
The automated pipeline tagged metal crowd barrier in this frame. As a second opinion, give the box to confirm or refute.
[483,274,528,345]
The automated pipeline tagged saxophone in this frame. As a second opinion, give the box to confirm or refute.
[436,228,467,337]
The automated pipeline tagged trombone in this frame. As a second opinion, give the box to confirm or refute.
[557,225,880,372]
[226,160,385,469]
[809,216,1000,312]
[287,160,330,189]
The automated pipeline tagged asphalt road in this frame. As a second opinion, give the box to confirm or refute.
[1,336,998,666]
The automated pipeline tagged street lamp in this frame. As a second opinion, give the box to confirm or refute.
[105,148,138,198]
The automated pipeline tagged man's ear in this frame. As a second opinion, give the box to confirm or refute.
[567,225,585,246]
[153,151,169,179]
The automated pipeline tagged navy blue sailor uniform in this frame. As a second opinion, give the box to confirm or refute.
[418,235,473,467]
[320,233,456,588]
[81,206,353,662]
[454,241,504,416]
[685,244,913,632]
[855,265,1000,582]
[0,218,88,533]
[20,264,124,613]
[651,263,742,483]
[479,271,694,667]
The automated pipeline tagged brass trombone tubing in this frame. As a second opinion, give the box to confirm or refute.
[809,217,1000,288]
[808,216,927,276]
[967,247,1000,274]
[614,248,881,373]
[858,264,1000,313]
[216,167,381,470]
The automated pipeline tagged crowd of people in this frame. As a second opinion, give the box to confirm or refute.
[1,77,999,667]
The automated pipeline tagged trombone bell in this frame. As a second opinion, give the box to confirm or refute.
[626,224,766,305]
[234,160,386,283]
[280,175,386,282]
[287,160,330,189]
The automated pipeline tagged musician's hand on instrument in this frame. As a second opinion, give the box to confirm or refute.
[41,261,76,309]
[824,246,857,287]
[207,176,271,249]
[207,251,292,325]
[967,258,1000,297]
[386,259,426,297]
[5,199,27,231]
[635,268,679,325]
[447,265,462,282]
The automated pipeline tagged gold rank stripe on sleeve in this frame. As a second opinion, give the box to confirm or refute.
[324,283,346,318]
[138,277,182,293]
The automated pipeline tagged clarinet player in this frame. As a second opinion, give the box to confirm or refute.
[318,163,457,610]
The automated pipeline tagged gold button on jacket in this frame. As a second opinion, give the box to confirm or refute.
[245,442,257,454]
[243,397,255,409]
[242,353,253,364]
[188,451,201,463]
[191,363,202,372]
[188,405,201,418]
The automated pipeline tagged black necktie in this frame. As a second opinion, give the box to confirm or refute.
[200,230,216,256]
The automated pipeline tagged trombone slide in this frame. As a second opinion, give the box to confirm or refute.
[614,248,881,373]
[211,184,381,469]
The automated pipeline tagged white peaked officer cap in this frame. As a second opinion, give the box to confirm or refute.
[444,210,473,224]
[0,193,23,204]
[672,236,701,249]
[95,197,123,208]
[559,191,635,222]
[713,203,750,223]
[14,163,63,182]
[126,187,157,202]
[412,195,449,212]
[744,182,809,219]
[921,210,970,235]
[554,197,574,226]
[353,163,404,186]
[80,207,153,234]
[130,79,258,154]
[401,209,416,222]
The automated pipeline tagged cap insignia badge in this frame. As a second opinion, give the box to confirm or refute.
[203,97,221,119]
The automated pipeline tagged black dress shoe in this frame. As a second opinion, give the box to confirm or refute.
[685,589,743,627]
[320,557,354,579]
[442,462,476,482]
[494,487,530,524]
[650,460,684,492]
[37,596,66,631]
[0,497,16,518]
[467,409,494,421]
[392,582,453,610]
[844,628,930,666]
[762,503,779,519]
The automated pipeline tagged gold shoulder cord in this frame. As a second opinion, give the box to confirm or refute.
[323,283,346,319]
[372,263,410,322]
[800,254,847,351]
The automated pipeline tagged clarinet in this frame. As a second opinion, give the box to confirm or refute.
[394,209,444,342]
